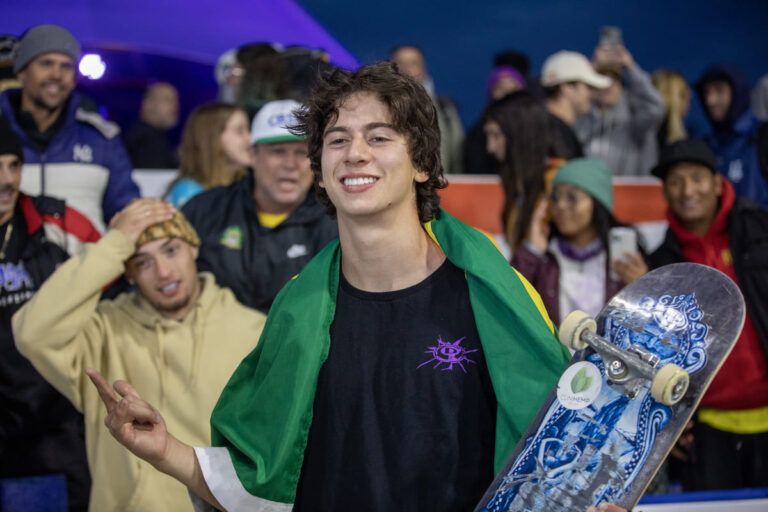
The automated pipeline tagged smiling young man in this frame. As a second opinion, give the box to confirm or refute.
[84,64,635,512]
[0,24,139,232]
[12,198,266,511]
[182,99,337,312]
[649,138,768,491]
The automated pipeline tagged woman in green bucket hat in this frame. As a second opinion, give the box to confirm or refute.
[512,157,649,324]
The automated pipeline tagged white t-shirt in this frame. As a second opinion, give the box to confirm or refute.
[549,238,606,323]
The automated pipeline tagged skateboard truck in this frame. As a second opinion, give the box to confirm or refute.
[559,311,690,406]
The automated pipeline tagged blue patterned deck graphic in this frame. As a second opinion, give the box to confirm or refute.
[481,293,709,512]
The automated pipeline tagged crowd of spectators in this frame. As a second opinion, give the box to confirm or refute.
[0,20,766,512]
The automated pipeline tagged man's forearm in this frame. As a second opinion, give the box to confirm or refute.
[154,436,225,511]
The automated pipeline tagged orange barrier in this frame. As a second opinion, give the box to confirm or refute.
[439,175,667,234]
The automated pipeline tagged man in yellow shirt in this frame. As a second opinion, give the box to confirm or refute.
[182,99,337,312]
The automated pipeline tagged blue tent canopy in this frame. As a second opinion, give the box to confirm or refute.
[4,0,359,140]
[4,0,357,68]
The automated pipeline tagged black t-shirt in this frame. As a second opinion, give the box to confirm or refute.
[295,260,497,511]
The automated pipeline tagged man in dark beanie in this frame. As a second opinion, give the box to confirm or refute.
[0,116,100,510]
[649,138,768,491]
[0,24,139,233]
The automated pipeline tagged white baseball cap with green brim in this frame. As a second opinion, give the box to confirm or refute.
[250,99,306,145]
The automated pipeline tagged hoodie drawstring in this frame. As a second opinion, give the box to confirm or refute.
[189,301,206,385]
[146,276,209,403]
[154,321,168,410]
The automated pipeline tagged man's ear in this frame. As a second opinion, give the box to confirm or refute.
[714,174,723,196]
[414,168,429,184]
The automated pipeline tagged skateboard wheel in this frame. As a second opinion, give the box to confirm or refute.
[651,364,689,405]
[559,310,596,351]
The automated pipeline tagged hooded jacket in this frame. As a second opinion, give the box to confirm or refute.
[575,63,666,176]
[0,89,140,231]
[696,65,768,207]
[13,230,266,512]
[650,181,768,413]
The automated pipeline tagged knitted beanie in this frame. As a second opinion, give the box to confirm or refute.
[14,24,80,74]
[552,158,613,211]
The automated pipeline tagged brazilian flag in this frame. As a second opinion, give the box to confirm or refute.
[207,209,569,507]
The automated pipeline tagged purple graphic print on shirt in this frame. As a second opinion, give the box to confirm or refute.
[417,336,478,373]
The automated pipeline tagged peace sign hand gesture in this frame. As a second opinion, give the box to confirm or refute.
[86,368,170,466]
[86,369,225,509]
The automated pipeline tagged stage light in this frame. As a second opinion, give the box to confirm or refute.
[79,54,106,80]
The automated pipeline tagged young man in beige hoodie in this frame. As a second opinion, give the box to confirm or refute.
[12,198,266,511]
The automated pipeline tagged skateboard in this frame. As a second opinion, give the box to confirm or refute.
[475,262,745,511]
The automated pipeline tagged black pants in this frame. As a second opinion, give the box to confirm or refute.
[674,421,768,491]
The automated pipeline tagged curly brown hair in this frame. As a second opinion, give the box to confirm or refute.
[292,61,446,222]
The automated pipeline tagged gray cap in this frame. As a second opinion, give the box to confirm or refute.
[14,24,80,74]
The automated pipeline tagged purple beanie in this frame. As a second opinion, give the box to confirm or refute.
[487,66,526,99]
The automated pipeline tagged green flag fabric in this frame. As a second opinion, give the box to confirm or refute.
[209,209,570,505]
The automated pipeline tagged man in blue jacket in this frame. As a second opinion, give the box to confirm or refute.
[0,24,139,232]
[696,64,768,208]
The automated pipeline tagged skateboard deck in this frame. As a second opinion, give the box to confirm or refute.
[475,262,745,511]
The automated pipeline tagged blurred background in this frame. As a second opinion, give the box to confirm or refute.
[5,0,768,138]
